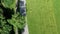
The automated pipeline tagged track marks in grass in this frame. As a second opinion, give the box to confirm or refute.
[40,0,58,34]
[27,0,59,34]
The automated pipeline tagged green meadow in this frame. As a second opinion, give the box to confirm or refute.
[27,0,60,34]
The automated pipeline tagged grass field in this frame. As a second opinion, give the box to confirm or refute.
[27,0,60,34]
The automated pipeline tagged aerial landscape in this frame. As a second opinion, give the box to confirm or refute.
[0,0,60,34]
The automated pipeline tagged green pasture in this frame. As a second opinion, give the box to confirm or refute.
[27,0,60,34]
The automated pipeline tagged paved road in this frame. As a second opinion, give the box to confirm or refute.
[21,15,29,34]
[22,24,29,34]
[20,0,29,34]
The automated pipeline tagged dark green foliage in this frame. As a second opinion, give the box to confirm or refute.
[0,0,26,34]
[0,8,12,34]
[7,12,26,29]
[1,0,16,8]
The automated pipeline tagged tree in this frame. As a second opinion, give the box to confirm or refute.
[0,0,26,34]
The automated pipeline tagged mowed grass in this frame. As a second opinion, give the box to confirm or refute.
[27,0,60,34]
[54,0,60,34]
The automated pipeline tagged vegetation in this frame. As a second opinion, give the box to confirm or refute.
[27,0,60,34]
[0,0,25,34]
